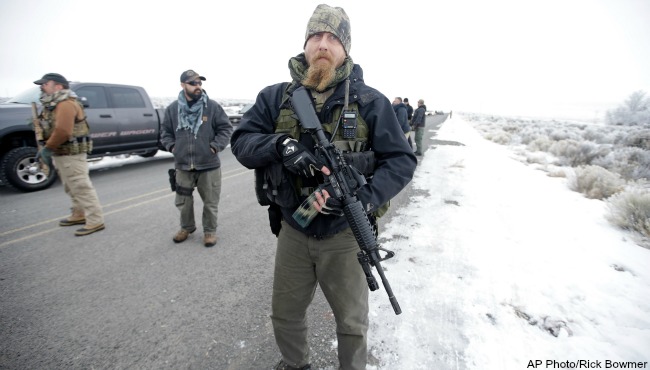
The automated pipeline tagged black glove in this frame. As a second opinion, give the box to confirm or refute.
[279,137,323,177]
[321,195,344,217]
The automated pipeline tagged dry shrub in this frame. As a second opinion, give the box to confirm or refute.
[549,127,582,141]
[525,152,551,165]
[571,165,626,199]
[549,140,610,167]
[547,165,570,178]
[527,137,553,152]
[592,147,650,181]
[549,139,580,164]
[485,129,512,145]
[624,129,650,150]
[606,187,650,239]
[582,127,607,143]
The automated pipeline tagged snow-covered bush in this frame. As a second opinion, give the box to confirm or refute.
[462,111,650,246]
[548,140,610,167]
[484,129,512,145]
[592,147,650,181]
[525,151,552,166]
[605,90,650,127]
[519,126,548,145]
[623,129,650,150]
[581,126,607,143]
[549,127,582,141]
[570,165,626,199]
[527,136,553,152]
[606,186,650,241]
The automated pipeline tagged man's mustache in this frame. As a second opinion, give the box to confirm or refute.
[311,51,333,63]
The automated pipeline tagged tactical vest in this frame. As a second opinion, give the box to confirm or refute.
[41,98,93,155]
[270,88,389,218]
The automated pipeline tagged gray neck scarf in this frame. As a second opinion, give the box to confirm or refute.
[177,90,209,137]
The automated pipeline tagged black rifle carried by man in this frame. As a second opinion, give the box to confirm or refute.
[289,86,402,315]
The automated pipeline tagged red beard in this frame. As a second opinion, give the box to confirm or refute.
[303,52,336,92]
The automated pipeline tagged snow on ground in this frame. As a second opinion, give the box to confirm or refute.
[83,113,649,369]
[367,115,650,369]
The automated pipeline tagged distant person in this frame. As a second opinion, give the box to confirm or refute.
[392,97,412,148]
[404,97,414,123]
[230,4,416,369]
[449,110,453,119]
[160,70,233,247]
[33,73,105,236]
[412,99,427,156]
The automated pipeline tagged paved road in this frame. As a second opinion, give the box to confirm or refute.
[0,114,447,370]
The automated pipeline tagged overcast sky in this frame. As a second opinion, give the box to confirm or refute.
[1,0,649,120]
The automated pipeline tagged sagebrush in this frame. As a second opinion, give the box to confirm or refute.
[462,106,649,247]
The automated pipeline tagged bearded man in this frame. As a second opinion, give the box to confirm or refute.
[160,70,233,247]
[230,4,416,370]
[33,73,105,236]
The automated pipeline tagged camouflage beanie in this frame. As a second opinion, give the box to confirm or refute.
[304,4,351,55]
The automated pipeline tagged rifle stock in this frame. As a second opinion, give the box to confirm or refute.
[290,86,402,315]
[31,102,50,176]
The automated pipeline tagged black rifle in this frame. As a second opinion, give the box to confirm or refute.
[290,86,401,315]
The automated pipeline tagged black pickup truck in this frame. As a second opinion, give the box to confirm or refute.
[0,83,167,192]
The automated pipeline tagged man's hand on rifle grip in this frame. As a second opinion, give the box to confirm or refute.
[278,137,326,178]
[313,188,344,216]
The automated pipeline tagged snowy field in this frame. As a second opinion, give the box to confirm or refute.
[366,114,649,369]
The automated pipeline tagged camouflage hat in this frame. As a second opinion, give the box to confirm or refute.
[180,70,206,83]
[304,4,351,55]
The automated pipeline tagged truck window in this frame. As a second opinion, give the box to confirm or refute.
[75,86,108,108]
[109,87,146,108]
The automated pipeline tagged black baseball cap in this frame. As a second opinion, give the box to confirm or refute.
[33,73,69,86]
[180,70,206,83]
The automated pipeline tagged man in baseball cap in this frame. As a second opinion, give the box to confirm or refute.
[33,72,105,236]
[160,69,233,248]
[179,70,206,83]
[33,73,69,88]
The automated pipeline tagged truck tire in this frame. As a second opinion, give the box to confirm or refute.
[1,147,58,192]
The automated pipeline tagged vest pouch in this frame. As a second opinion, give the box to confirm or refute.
[254,168,271,206]
[82,137,93,154]
[54,136,92,156]
[70,138,80,155]
[263,163,299,208]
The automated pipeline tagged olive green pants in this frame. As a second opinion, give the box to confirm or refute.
[414,126,425,154]
[271,221,369,370]
[53,153,104,226]
[175,168,222,233]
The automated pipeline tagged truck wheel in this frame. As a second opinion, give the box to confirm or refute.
[1,147,58,192]
[139,149,158,158]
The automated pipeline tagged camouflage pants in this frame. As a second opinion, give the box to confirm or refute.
[174,168,222,233]
[271,221,369,370]
[53,153,104,226]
